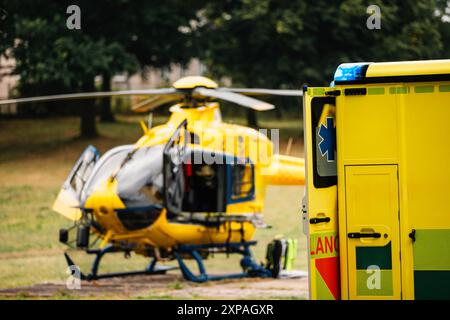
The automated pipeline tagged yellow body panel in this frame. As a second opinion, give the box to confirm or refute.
[345,165,401,299]
[264,155,305,185]
[172,76,218,89]
[366,59,450,78]
[335,80,450,300]
[146,211,256,248]
[52,189,82,221]
[306,60,450,300]
[303,89,339,300]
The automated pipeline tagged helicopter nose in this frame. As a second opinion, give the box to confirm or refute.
[84,180,125,226]
[85,189,114,214]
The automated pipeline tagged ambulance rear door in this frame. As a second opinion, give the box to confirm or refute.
[303,88,340,300]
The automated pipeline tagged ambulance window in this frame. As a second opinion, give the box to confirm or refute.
[311,97,337,188]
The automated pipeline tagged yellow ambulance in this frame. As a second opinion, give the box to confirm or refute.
[303,59,450,300]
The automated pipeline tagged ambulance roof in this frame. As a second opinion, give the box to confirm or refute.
[334,59,450,84]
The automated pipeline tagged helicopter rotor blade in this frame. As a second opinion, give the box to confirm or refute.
[132,94,183,113]
[219,88,303,97]
[0,88,179,106]
[193,87,274,111]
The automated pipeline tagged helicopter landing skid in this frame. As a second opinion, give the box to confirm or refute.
[174,241,273,283]
[64,244,177,281]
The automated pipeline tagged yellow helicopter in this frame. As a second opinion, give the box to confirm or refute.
[0,76,305,282]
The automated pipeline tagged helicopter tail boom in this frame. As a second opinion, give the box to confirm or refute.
[264,155,305,185]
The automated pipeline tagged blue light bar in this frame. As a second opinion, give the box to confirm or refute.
[334,63,370,82]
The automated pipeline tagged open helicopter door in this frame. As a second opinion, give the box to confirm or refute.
[303,89,340,300]
[163,119,255,216]
[53,145,100,221]
[163,120,188,217]
[181,152,254,214]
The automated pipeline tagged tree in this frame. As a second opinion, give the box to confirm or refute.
[198,0,447,126]
[0,0,201,136]
[78,0,202,123]
[436,0,450,57]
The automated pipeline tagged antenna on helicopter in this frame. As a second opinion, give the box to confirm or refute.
[147,112,153,130]
[286,137,293,155]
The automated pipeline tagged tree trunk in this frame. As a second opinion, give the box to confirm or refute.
[275,104,283,119]
[246,109,259,128]
[100,73,115,122]
[80,79,98,138]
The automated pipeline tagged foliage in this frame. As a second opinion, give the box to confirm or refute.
[0,0,201,135]
[1,0,449,128]
[198,0,448,88]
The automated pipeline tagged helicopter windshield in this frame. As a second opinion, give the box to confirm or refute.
[81,144,164,208]
[115,145,164,207]
[81,145,134,202]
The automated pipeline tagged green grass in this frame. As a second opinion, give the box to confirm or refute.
[0,185,66,253]
[168,281,185,290]
[0,116,305,291]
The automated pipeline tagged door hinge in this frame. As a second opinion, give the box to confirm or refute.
[408,229,416,242]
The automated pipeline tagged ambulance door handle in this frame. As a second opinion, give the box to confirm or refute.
[310,217,330,224]
[348,232,381,239]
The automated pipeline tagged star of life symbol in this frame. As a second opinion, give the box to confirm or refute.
[318,117,336,162]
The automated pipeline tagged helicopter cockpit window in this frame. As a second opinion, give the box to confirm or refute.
[114,146,164,231]
[83,145,165,231]
[69,146,98,198]
[81,145,134,202]
[180,152,255,214]
[229,162,254,202]
[115,145,164,208]
[62,145,100,201]
[182,158,226,213]
[53,145,100,218]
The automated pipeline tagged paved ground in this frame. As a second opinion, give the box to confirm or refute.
[0,272,308,300]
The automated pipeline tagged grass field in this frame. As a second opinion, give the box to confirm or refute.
[0,115,306,296]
